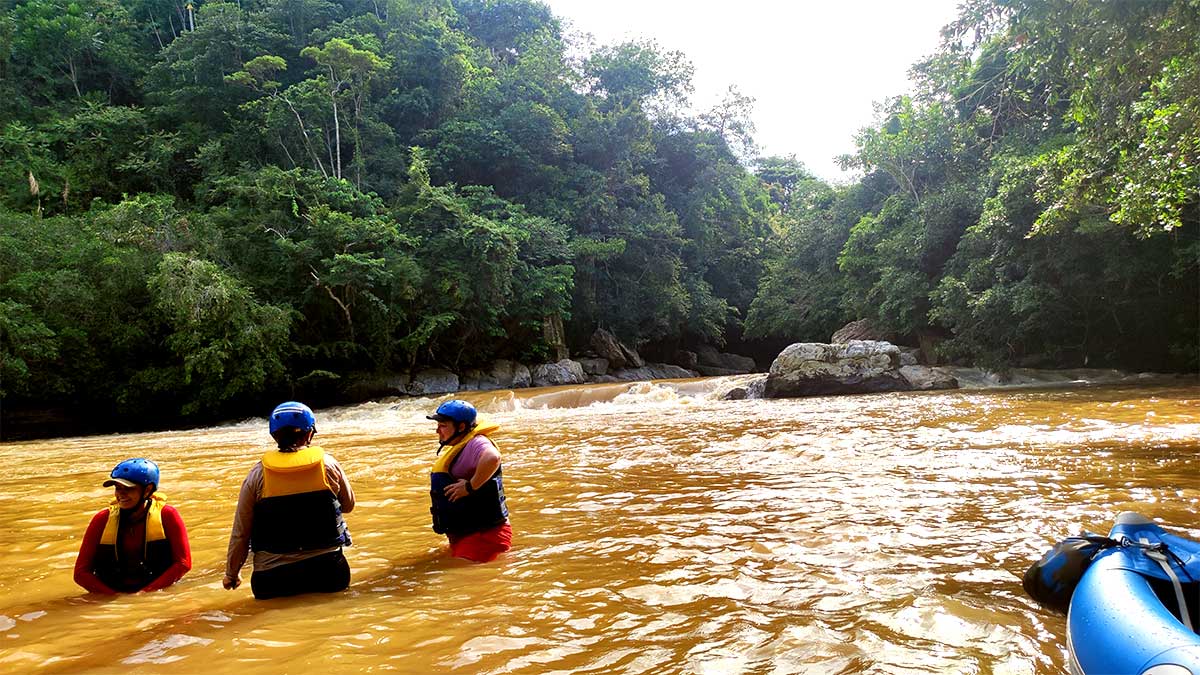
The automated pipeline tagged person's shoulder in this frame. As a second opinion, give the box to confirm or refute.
[324,454,351,479]
[82,508,110,534]
[162,499,187,521]
[160,503,187,526]
[239,462,265,490]
[322,454,351,490]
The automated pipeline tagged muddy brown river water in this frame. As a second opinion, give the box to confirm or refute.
[0,377,1197,674]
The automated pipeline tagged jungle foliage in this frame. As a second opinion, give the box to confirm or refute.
[747,0,1198,372]
[0,0,1195,432]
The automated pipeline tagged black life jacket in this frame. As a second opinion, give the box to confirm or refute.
[429,422,508,536]
[1023,533,1120,614]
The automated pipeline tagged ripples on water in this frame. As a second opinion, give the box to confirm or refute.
[0,378,1197,673]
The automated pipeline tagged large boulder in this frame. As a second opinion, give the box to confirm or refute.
[608,363,698,382]
[495,360,531,389]
[590,328,643,370]
[899,365,959,391]
[457,360,531,391]
[764,340,912,398]
[695,345,757,376]
[831,319,889,344]
[407,368,459,396]
[457,368,490,391]
[673,349,699,370]
[578,357,610,377]
[530,359,586,387]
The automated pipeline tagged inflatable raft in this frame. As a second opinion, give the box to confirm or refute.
[1067,512,1200,675]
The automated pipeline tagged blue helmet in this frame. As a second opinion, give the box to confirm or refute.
[104,458,160,488]
[269,401,316,434]
[427,399,476,426]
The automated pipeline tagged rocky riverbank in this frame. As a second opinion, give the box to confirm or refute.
[341,323,1179,404]
[343,328,759,400]
[4,323,1185,441]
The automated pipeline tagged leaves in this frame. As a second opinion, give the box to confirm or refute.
[149,252,292,414]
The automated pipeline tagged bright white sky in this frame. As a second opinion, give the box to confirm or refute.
[542,0,963,182]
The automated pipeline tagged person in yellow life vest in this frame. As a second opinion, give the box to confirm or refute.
[74,458,192,593]
[223,401,355,599]
[428,399,511,562]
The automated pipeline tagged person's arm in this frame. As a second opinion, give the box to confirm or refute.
[141,505,191,592]
[223,466,260,589]
[326,455,355,514]
[74,511,118,594]
[446,440,501,502]
[469,447,501,491]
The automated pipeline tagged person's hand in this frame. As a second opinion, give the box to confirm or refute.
[444,479,470,502]
[222,574,241,590]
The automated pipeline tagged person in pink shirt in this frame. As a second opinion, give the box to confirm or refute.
[428,400,511,562]
[74,458,191,593]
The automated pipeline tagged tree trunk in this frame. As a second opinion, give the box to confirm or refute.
[353,92,363,189]
[67,58,80,97]
[329,67,342,180]
[281,94,328,178]
[148,9,165,49]
[312,269,354,341]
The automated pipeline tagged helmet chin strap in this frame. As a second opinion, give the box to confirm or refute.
[437,424,471,453]
[122,486,154,515]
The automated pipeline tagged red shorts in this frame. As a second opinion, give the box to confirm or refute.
[448,522,512,563]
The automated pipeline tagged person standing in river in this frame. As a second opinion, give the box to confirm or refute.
[223,401,355,599]
[74,458,192,594]
[427,399,511,562]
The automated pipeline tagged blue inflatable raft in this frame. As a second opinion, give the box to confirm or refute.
[1068,512,1200,675]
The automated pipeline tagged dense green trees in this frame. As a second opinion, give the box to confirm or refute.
[747,0,1197,372]
[1,0,775,431]
[0,0,1195,435]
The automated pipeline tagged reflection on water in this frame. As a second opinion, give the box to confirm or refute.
[0,378,1197,673]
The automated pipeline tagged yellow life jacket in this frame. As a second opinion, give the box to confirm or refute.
[100,492,168,552]
[431,418,501,473]
[261,445,331,498]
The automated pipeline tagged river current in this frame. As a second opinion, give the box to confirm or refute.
[0,376,1197,674]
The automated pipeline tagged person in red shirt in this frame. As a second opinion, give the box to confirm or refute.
[74,458,191,594]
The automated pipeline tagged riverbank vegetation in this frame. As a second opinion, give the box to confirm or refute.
[1,0,1195,433]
